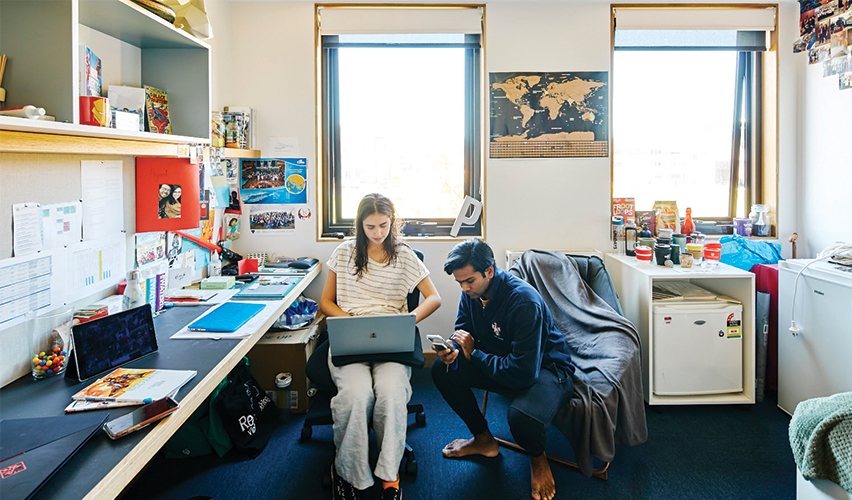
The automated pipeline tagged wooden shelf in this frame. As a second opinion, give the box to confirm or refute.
[220,148,261,159]
[0,115,210,155]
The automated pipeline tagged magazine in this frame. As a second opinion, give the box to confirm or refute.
[144,85,172,134]
[72,367,196,403]
[80,46,102,97]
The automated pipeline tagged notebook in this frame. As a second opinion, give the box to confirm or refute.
[231,276,301,301]
[326,313,416,356]
[187,302,265,332]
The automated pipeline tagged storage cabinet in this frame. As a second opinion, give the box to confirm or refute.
[0,0,210,143]
[605,253,756,405]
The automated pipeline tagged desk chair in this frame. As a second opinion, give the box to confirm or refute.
[481,251,647,480]
[300,250,427,482]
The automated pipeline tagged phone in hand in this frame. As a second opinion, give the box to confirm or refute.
[427,334,453,352]
[103,397,179,440]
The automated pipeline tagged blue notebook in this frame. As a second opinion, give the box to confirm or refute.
[187,302,266,332]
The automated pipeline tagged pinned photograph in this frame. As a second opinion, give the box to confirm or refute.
[249,206,295,234]
[817,0,837,21]
[809,45,830,64]
[816,19,832,46]
[801,9,816,35]
[223,212,241,241]
[158,184,182,219]
[840,71,852,89]
[832,31,849,56]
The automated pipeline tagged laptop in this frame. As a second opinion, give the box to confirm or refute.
[326,313,416,356]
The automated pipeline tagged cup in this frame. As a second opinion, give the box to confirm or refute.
[29,307,73,380]
[79,96,111,127]
[635,245,653,264]
[238,258,259,274]
[654,243,671,266]
[669,244,681,265]
[638,237,656,249]
[704,242,722,269]
[672,233,687,252]
[658,228,674,239]
[680,252,694,268]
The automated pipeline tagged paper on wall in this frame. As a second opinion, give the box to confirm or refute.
[81,160,124,240]
[266,136,300,157]
[67,233,127,303]
[0,250,65,331]
[12,202,43,257]
[41,201,83,250]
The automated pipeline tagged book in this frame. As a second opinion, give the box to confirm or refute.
[144,85,172,134]
[80,46,102,97]
[231,276,301,301]
[187,302,266,332]
[108,85,146,132]
[72,368,196,403]
[72,306,108,324]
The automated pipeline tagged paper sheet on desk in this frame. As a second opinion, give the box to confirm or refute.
[170,300,279,339]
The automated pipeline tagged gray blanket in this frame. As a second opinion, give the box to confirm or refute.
[510,250,648,476]
[790,391,852,492]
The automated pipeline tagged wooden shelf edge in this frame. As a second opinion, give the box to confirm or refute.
[220,148,261,159]
[0,130,184,156]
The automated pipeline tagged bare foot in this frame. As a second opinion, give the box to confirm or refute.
[441,432,500,458]
[530,453,556,500]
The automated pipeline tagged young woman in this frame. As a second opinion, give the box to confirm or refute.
[320,193,441,500]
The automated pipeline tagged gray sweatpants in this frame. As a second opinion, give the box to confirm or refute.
[328,352,412,490]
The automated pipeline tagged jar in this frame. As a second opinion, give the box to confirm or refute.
[686,243,704,261]
[680,252,695,268]
[28,307,73,379]
[704,242,722,269]
[750,204,771,237]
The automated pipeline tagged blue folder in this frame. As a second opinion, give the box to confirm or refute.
[187,302,266,332]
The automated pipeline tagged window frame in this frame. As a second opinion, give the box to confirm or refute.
[319,33,483,238]
[610,4,778,231]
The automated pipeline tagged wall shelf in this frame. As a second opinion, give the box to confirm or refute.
[220,148,261,159]
[0,129,204,157]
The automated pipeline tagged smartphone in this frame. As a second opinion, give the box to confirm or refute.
[427,334,453,351]
[103,397,179,440]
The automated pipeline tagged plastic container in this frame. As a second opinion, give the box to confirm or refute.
[686,243,704,261]
[29,307,73,379]
[704,242,722,269]
[733,218,753,237]
[750,204,771,237]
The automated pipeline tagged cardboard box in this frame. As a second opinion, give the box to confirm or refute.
[246,314,325,413]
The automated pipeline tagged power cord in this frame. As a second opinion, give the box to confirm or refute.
[789,242,852,336]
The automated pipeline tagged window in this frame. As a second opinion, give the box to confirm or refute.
[318,6,483,237]
[612,6,776,223]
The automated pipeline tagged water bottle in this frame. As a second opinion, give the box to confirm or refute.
[123,270,145,310]
[611,216,625,254]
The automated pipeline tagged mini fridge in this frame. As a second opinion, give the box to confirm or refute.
[653,300,743,396]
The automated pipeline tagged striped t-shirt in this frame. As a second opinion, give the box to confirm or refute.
[326,240,429,316]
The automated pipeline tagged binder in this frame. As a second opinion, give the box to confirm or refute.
[187,302,265,332]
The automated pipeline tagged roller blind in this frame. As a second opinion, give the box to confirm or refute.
[318,6,484,35]
[613,7,775,51]
[613,7,776,31]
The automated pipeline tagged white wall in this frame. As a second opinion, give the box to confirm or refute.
[209,0,801,340]
[797,17,852,257]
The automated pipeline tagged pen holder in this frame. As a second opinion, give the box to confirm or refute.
[29,307,73,380]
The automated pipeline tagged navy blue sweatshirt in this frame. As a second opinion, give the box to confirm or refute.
[454,267,574,390]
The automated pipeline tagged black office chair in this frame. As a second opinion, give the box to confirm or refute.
[300,249,427,482]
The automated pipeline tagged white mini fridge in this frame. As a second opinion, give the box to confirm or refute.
[653,301,743,396]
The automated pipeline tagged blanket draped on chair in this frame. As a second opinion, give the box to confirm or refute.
[510,250,648,476]
[789,391,852,493]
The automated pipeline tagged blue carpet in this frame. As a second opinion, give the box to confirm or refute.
[123,368,795,499]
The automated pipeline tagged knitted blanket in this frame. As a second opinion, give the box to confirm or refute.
[789,391,852,493]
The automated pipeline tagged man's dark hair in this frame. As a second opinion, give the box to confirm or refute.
[444,238,495,275]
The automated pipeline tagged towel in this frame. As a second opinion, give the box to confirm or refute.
[789,391,852,493]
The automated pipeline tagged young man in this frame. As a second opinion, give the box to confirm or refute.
[432,239,574,500]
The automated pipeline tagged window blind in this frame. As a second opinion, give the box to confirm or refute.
[318,6,484,35]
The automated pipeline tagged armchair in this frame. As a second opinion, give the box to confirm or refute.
[483,250,648,479]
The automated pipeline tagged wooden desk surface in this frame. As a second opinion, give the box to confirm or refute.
[0,265,320,500]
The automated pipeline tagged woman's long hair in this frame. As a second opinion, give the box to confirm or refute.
[352,193,402,279]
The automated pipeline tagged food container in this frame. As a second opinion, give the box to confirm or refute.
[704,242,722,269]
[685,243,704,261]
[29,307,73,379]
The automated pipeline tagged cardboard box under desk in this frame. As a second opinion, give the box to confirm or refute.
[246,314,325,413]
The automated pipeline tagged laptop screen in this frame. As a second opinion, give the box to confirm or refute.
[70,304,158,381]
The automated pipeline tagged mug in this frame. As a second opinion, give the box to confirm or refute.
[638,237,656,248]
[672,233,687,252]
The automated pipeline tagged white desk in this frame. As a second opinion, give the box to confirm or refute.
[605,254,755,405]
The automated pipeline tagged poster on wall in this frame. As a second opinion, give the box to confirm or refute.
[489,72,609,159]
[239,158,307,205]
[249,205,295,235]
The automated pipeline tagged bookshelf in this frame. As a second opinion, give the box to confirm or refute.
[0,0,210,147]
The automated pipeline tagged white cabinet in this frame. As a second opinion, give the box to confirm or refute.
[605,253,756,405]
[0,0,210,143]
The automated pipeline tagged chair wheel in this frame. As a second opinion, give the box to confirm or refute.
[415,411,426,426]
[300,426,312,442]
[405,458,418,475]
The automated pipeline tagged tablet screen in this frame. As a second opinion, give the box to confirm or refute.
[70,304,158,381]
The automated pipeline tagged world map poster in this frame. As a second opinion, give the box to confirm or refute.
[489,72,609,158]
